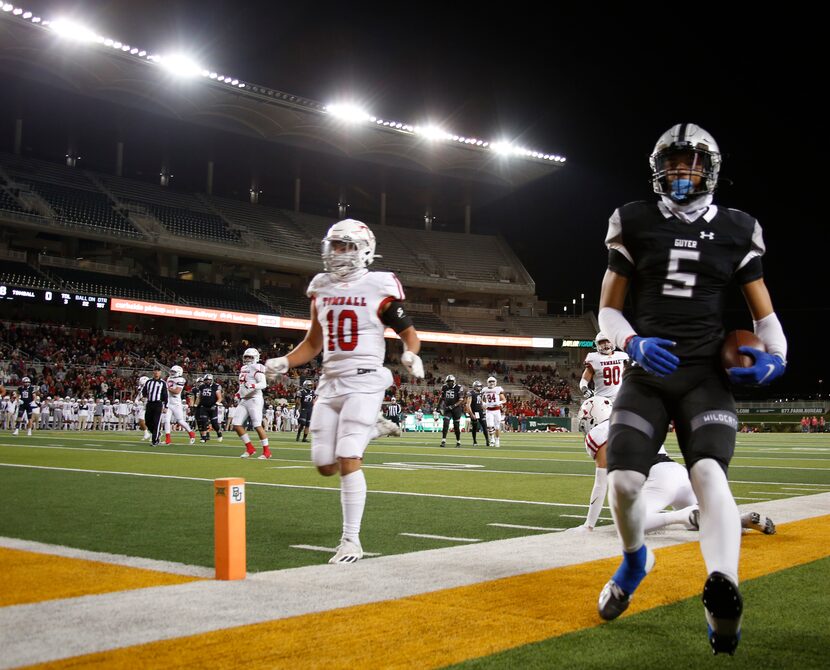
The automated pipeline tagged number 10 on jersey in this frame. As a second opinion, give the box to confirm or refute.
[326,309,359,351]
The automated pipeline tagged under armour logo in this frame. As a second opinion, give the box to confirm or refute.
[700,231,715,240]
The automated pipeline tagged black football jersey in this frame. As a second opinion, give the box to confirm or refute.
[440,384,464,408]
[467,389,483,413]
[607,201,764,361]
[297,388,315,411]
[19,385,34,405]
[197,383,220,408]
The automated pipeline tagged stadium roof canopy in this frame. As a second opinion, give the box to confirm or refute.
[0,12,564,190]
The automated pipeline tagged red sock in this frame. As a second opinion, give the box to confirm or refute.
[245,442,255,454]
[189,431,195,439]
[165,434,171,444]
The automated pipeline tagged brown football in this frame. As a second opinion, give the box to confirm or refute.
[721,330,765,369]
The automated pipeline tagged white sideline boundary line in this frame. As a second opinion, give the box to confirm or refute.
[489,523,564,531]
[2,493,828,669]
[11,435,830,464]
[400,533,481,543]
[0,463,594,508]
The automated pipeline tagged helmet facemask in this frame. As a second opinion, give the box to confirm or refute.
[650,124,721,204]
[321,219,377,278]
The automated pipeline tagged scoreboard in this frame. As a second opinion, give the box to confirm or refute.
[0,285,109,309]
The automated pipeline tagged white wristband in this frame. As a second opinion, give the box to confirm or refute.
[598,307,637,352]
[753,312,787,362]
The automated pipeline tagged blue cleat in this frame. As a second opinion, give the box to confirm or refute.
[703,572,743,655]
[598,545,655,620]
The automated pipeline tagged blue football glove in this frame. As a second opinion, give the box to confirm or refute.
[727,347,786,385]
[625,336,680,377]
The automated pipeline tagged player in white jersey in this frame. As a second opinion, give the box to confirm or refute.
[573,398,776,535]
[481,376,506,448]
[236,348,270,458]
[163,366,196,444]
[266,219,424,564]
[580,332,630,400]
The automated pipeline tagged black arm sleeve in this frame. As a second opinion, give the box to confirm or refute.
[379,300,415,333]
[734,256,763,286]
[608,249,634,278]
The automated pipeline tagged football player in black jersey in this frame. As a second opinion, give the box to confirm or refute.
[595,124,787,655]
[195,374,223,443]
[465,381,490,447]
[296,379,315,442]
[438,375,465,447]
[14,376,35,436]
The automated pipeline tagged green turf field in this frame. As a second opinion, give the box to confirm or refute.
[1,430,829,571]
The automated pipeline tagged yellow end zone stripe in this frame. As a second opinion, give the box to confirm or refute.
[0,548,201,607]
[28,515,830,670]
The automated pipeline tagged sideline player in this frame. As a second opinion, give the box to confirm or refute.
[481,376,506,448]
[465,380,489,446]
[580,332,629,400]
[296,379,315,443]
[265,219,424,564]
[237,349,270,459]
[438,375,465,448]
[163,366,196,445]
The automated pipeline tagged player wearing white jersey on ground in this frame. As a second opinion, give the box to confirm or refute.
[574,398,776,535]
[580,332,630,400]
[265,219,424,564]
[481,376,506,448]
[163,366,196,444]
[236,348,270,459]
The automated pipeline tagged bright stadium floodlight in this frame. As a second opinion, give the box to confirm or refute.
[415,125,452,141]
[2,5,14,13]
[47,18,98,43]
[158,53,203,78]
[325,103,372,124]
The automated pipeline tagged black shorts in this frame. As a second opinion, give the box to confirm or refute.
[443,407,463,421]
[17,406,32,419]
[607,362,737,476]
[298,408,313,426]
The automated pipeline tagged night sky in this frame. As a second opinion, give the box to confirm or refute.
[8,2,825,395]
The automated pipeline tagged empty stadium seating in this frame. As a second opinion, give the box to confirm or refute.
[158,277,271,312]
[0,261,52,289]
[49,268,165,301]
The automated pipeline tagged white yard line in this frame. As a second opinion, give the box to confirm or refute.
[560,514,612,521]
[400,533,481,543]
[488,523,564,531]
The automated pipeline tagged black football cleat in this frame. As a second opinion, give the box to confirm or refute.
[703,572,743,655]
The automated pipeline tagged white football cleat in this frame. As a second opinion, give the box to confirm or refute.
[217,436,223,442]
[13,429,19,436]
[240,451,252,459]
[375,415,402,438]
[189,436,196,445]
[27,429,32,436]
[329,538,364,564]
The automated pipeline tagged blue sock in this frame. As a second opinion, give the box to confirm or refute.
[612,544,648,595]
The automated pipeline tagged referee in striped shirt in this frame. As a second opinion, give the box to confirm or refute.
[386,397,402,427]
[141,367,168,446]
